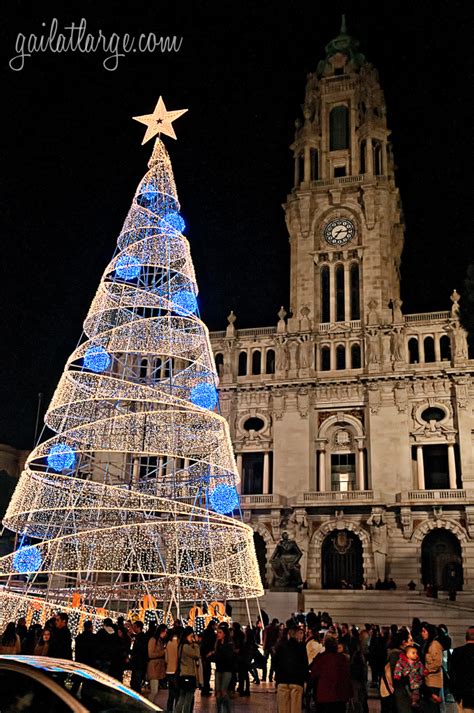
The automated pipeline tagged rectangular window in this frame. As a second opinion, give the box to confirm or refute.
[331,453,356,491]
[242,452,264,494]
[424,445,449,489]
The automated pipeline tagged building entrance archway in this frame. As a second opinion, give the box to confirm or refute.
[321,529,363,589]
[421,529,463,591]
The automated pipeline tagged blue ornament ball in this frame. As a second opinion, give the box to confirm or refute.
[13,546,42,574]
[84,345,111,373]
[173,290,197,316]
[164,211,186,233]
[115,254,141,280]
[47,443,76,472]
[209,484,239,514]
[190,383,218,410]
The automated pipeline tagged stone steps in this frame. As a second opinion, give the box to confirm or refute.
[229,590,474,646]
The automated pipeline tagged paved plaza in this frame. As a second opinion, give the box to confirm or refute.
[148,682,383,712]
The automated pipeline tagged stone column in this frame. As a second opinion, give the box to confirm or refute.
[357,448,365,491]
[319,450,326,491]
[236,453,243,494]
[263,452,270,494]
[304,146,311,183]
[367,137,374,175]
[418,336,425,364]
[294,156,300,188]
[381,141,388,175]
[416,446,425,490]
[434,336,441,363]
[448,444,457,489]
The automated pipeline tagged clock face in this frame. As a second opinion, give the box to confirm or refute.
[324,218,356,246]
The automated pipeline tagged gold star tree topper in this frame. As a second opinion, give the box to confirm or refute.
[133,96,188,144]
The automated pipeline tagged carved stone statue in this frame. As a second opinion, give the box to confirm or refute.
[270,531,303,590]
[450,289,461,317]
[299,338,312,369]
[452,323,468,360]
[277,306,287,334]
[367,510,388,581]
[288,341,299,371]
[366,332,380,365]
[390,328,405,362]
[391,298,403,323]
[226,310,236,337]
[275,341,288,371]
[288,512,310,584]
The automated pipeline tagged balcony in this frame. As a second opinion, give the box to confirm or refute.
[298,490,379,505]
[397,489,472,504]
[239,494,287,508]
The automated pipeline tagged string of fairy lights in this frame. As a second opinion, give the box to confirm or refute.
[0,98,263,632]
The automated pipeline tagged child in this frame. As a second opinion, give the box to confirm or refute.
[394,645,424,707]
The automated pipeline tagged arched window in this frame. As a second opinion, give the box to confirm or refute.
[321,346,331,371]
[440,335,451,361]
[310,149,319,180]
[408,337,419,364]
[359,140,366,174]
[252,350,261,375]
[265,349,275,374]
[424,336,435,363]
[335,264,345,322]
[140,358,148,380]
[351,343,361,369]
[330,106,349,151]
[214,352,224,376]
[238,351,248,376]
[374,141,382,175]
[336,344,346,370]
[320,265,330,323]
[350,262,360,320]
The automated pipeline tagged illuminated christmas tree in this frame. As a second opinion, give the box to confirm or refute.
[0,97,263,629]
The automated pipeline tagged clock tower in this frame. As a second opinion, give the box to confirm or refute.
[285,16,404,331]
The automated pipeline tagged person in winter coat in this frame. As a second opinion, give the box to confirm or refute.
[213,626,235,713]
[48,612,72,660]
[34,628,52,656]
[449,625,474,713]
[421,624,444,713]
[130,621,148,693]
[382,628,413,713]
[165,626,183,713]
[175,627,201,713]
[311,636,353,713]
[0,623,21,654]
[95,618,121,677]
[273,622,309,713]
[147,624,167,705]
[200,621,217,696]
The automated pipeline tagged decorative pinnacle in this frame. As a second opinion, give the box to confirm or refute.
[340,14,347,34]
[133,96,188,144]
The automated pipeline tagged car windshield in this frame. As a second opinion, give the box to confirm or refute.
[1,656,161,712]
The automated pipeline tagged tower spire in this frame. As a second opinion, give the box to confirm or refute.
[340,13,347,34]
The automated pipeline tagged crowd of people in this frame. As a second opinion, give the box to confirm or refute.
[0,609,473,713]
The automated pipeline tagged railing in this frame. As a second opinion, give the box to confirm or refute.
[405,312,450,323]
[240,494,286,506]
[237,326,276,337]
[318,320,361,332]
[302,490,376,503]
[337,175,363,184]
[321,76,357,93]
[209,327,275,339]
[398,489,467,502]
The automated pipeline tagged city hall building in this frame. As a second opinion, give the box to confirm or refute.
[209,22,474,597]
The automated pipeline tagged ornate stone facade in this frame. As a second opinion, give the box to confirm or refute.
[210,22,474,594]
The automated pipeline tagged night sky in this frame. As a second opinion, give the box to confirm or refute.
[1,0,473,449]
